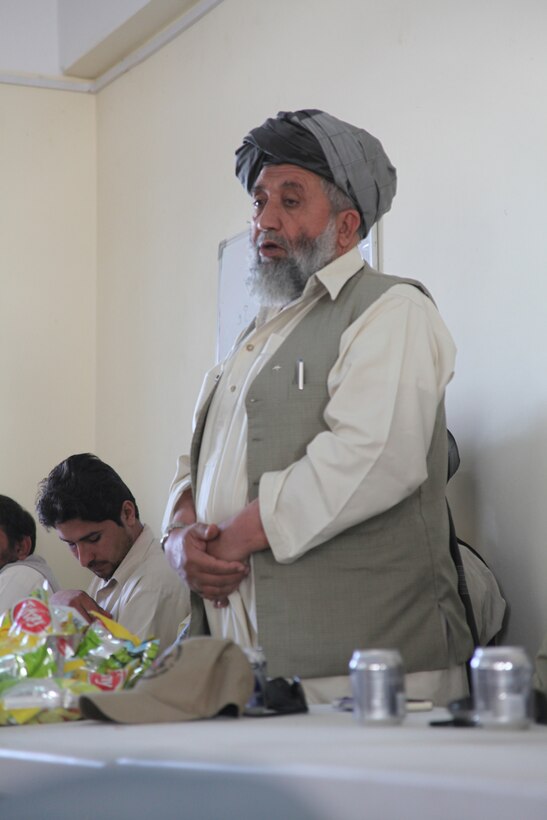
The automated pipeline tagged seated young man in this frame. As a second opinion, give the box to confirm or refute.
[0,494,59,612]
[36,454,189,650]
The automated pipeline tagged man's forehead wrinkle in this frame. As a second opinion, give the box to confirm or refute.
[280,180,306,192]
[252,180,306,195]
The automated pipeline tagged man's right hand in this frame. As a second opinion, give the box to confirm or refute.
[163,522,248,602]
[49,589,111,623]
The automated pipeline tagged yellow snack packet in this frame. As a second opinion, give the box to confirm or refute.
[89,611,141,646]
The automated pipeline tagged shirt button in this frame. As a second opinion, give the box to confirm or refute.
[230,385,236,392]
[246,343,255,351]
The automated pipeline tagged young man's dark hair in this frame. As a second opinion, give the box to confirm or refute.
[36,453,140,528]
[0,495,37,553]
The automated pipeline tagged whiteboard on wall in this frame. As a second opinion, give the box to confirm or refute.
[217,224,379,362]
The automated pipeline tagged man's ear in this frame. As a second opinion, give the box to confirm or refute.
[15,535,32,560]
[336,209,362,252]
[120,500,137,527]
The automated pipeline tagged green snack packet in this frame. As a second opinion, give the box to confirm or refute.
[75,620,127,664]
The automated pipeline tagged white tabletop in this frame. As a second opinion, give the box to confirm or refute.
[0,706,546,819]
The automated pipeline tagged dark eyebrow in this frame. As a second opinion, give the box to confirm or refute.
[59,529,102,544]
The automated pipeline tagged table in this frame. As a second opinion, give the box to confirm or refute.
[0,706,546,819]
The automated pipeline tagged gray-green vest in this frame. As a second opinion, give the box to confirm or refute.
[190,262,473,678]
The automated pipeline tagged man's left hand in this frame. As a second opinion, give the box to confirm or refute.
[207,498,269,564]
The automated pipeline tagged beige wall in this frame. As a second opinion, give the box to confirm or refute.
[2,0,547,659]
[94,0,547,660]
[0,84,96,588]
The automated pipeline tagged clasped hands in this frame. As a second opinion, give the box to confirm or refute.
[164,499,267,609]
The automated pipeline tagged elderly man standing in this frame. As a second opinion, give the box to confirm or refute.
[36,453,189,650]
[162,109,473,705]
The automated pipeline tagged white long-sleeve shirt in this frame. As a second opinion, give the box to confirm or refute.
[0,556,58,613]
[164,247,457,662]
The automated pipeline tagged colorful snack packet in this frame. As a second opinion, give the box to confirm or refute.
[0,677,97,726]
[0,587,160,723]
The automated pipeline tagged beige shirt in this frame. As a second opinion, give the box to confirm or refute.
[164,247,465,703]
[87,524,189,650]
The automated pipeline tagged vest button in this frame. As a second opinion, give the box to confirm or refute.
[246,343,255,351]
[230,385,236,392]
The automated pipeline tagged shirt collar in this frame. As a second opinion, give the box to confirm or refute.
[257,246,364,325]
[95,524,155,590]
[313,245,364,300]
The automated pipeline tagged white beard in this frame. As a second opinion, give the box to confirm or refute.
[246,218,338,307]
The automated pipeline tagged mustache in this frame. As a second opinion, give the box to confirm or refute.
[255,231,291,252]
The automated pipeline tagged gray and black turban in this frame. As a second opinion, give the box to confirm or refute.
[235,109,397,238]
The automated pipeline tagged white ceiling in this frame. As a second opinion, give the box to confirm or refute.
[0,0,222,92]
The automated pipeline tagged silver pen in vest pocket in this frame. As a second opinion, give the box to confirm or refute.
[297,358,305,390]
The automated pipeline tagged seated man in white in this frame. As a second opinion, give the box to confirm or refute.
[0,494,59,612]
[36,454,189,650]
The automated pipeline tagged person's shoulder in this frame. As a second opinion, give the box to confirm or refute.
[387,281,435,307]
[346,265,433,314]
[130,529,182,585]
[0,561,18,580]
[23,554,52,572]
[360,262,429,293]
[1,561,41,577]
[137,526,166,561]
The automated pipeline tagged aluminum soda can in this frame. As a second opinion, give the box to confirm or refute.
[470,646,533,729]
[349,649,406,725]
